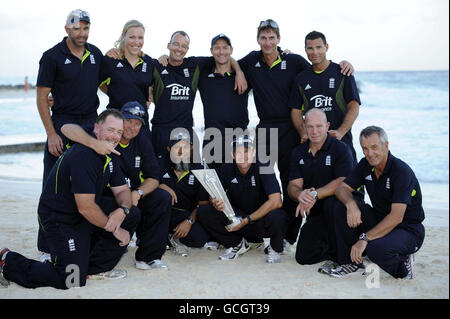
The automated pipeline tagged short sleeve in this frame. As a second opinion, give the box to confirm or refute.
[36,52,56,88]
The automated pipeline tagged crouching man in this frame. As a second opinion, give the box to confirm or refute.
[330,126,425,279]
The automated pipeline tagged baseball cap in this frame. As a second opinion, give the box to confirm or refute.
[168,129,192,147]
[231,135,255,151]
[121,101,146,125]
[66,9,91,27]
[211,34,232,47]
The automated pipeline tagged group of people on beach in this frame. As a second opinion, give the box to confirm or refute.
[0,9,425,290]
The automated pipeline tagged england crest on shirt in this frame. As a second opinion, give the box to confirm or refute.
[188,174,195,185]
[135,156,141,168]
[90,54,95,64]
[142,62,147,73]
[386,178,391,189]
[329,78,335,89]
[281,60,287,70]
[325,155,331,166]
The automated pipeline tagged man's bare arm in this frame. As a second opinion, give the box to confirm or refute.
[291,108,307,143]
[328,101,359,140]
[61,123,120,155]
[37,86,64,157]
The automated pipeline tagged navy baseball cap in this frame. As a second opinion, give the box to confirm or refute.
[121,101,146,125]
[211,34,232,47]
[66,9,91,27]
[231,135,254,151]
[168,130,192,147]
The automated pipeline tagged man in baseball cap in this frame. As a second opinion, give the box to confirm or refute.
[66,9,91,28]
[211,33,232,47]
[121,101,146,125]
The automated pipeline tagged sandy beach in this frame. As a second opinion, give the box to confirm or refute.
[0,177,448,300]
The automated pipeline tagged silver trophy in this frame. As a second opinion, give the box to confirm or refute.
[191,169,242,230]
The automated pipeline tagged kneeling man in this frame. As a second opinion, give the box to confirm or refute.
[288,108,354,273]
[331,126,425,279]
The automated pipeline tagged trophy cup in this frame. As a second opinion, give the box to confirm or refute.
[191,169,242,230]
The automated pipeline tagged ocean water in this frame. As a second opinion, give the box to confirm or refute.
[0,70,448,225]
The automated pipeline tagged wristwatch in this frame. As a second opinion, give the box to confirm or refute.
[120,205,130,216]
[246,215,254,224]
[187,217,195,225]
[311,190,319,200]
[137,188,144,199]
[359,232,370,243]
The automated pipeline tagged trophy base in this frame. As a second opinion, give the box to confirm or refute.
[225,216,243,231]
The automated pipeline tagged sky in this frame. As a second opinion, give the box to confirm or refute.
[0,0,448,81]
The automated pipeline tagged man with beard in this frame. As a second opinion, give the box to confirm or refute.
[158,130,210,257]
[61,101,172,270]
[36,9,104,261]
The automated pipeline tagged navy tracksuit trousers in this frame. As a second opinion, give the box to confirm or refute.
[170,207,210,248]
[4,200,140,289]
[295,197,339,265]
[333,200,425,278]
[135,188,172,262]
[197,204,288,253]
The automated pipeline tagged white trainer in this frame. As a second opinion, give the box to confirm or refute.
[219,238,250,261]
[135,259,168,270]
[89,269,127,280]
[266,245,281,263]
[169,235,189,257]
[39,252,51,263]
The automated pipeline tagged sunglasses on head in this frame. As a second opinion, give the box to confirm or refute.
[123,107,145,117]
[259,20,279,29]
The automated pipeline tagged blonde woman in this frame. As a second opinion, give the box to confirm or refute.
[100,20,155,135]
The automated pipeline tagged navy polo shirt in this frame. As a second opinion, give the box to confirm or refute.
[101,54,155,123]
[198,67,249,132]
[217,163,281,215]
[151,56,213,128]
[107,130,160,193]
[289,135,354,189]
[158,161,208,211]
[288,61,361,147]
[344,152,425,226]
[36,37,102,116]
[38,143,126,224]
[239,48,310,123]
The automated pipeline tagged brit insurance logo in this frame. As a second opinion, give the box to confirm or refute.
[166,83,190,101]
[310,94,333,111]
